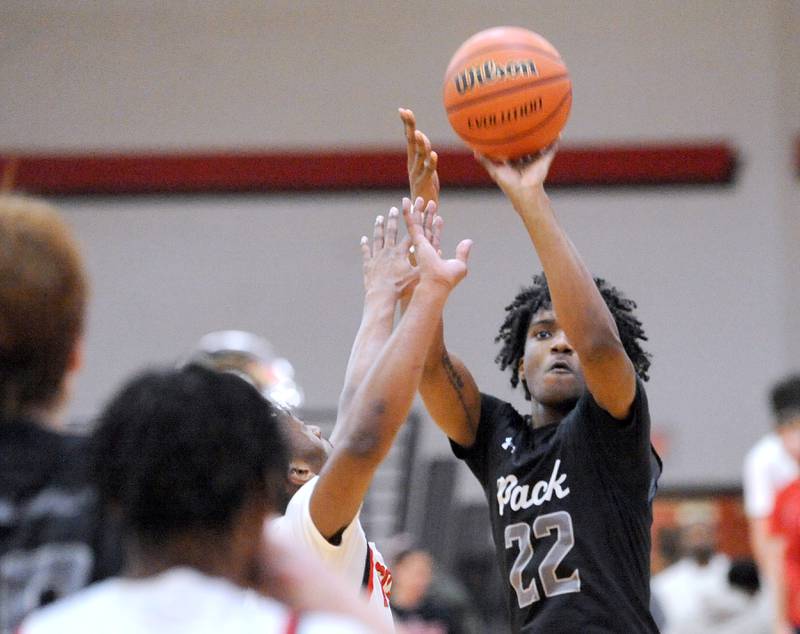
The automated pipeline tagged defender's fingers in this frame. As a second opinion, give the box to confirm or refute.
[399,107,416,139]
[410,130,424,170]
[360,235,370,260]
[372,214,385,252]
[413,197,428,231]
[425,150,438,177]
[402,197,423,238]
[400,109,417,165]
[423,200,437,239]
[455,239,473,264]
[431,215,444,254]
[415,130,432,166]
[385,207,399,247]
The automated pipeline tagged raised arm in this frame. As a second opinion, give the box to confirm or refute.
[399,108,482,448]
[330,208,416,446]
[310,197,472,539]
[478,149,636,419]
[400,107,440,206]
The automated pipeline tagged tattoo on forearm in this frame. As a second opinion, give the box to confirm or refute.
[441,351,478,433]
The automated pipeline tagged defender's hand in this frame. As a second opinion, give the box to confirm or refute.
[360,206,418,299]
[399,108,440,207]
[402,197,471,292]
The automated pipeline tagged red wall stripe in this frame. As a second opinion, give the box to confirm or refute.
[0,143,736,196]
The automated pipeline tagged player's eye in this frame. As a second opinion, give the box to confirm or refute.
[533,329,551,340]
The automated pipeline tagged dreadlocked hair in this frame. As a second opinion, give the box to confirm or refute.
[494,273,651,398]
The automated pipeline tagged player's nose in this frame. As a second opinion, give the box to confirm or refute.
[550,331,573,353]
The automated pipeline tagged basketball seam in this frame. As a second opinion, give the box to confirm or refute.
[455,89,572,146]
[445,74,570,115]
[445,42,564,83]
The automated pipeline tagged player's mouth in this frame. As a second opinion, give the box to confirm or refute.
[547,360,573,374]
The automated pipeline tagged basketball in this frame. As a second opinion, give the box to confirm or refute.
[443,26,572,161]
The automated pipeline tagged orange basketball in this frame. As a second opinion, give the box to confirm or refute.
[443,26,572,161]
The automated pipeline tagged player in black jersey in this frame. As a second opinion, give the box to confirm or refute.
[0,196,122,634]
[400,109,662,633]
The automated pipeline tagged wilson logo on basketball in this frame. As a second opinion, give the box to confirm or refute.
[453,59,539,95]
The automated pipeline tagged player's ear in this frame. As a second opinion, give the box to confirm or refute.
[521,378,532,401]
[518,358,533,401]
[68,336,85,373]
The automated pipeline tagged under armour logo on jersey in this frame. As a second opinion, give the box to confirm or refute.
[502,436,516,453]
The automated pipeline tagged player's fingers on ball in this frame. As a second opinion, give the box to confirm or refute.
[373,214,385,251]
[474,151,494,171]
[385,207,399,246]
[476,152,513,182]
[531,140,558,166]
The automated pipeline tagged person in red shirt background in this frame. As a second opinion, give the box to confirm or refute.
[768,375,800,634]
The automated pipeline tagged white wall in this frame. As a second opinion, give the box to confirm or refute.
[1,1,798,488]
[777,0,800,365]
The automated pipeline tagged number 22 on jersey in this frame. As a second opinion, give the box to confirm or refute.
[504,510,581,607]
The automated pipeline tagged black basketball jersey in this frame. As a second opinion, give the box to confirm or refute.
[0,418,122,634]
[451,380,661,633]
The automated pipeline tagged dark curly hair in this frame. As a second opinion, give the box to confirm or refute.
[495,273,651,398]
[92,364,288,545]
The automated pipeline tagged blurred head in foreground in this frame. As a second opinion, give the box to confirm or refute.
[93,364,289,585]
[0,195,88,425]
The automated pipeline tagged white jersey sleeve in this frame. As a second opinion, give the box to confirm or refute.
[18,569,376,634]
[742,433,799,518]
[270,477,394,629]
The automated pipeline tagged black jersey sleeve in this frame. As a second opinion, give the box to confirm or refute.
[574,378,662,498]
[449,393,515,487]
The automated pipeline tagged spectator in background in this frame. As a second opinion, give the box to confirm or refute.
[768,384,800,634]
[651,502,731,633]
[0,196,122,634]
[19,365,389,634]
[667,558,771,634]
[391,548,464,634]
[743,375,800,588]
